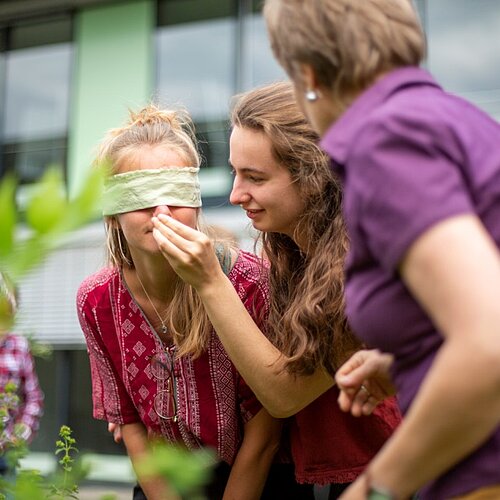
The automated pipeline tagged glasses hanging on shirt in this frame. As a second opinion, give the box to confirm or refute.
[151,347,178,422]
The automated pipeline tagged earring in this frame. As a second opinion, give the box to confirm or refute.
[305,89,318,102]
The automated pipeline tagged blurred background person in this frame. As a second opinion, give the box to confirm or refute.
[0,273,44,479]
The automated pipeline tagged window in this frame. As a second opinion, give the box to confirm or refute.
[422,0,500,120]
[156,0,285,202]
[0,16,73,184]
[240,0,286,91]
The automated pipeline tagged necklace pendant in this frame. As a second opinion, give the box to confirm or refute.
[161,325,168,335]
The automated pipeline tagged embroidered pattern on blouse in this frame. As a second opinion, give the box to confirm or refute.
[77,252,269,464]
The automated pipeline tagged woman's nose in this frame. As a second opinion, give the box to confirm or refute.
[152,205,171,218]
[229,179,249,206]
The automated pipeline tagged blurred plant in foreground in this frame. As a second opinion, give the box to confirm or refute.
[0,167,105,284]
[136,441,216,499]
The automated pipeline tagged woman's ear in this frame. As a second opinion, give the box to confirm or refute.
[297,62,320,92]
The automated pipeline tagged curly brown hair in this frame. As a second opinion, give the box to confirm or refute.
[231,82,362,376]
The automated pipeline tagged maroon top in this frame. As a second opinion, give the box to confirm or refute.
[291,388,400,485]
[322,66,500,498]
[77,250,267,465]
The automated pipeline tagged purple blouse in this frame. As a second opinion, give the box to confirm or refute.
[322,67,500,499]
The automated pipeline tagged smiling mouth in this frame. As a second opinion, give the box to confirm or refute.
[245,209,263,219]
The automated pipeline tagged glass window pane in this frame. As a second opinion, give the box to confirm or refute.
[4,44,72,142]
[156,20,234,123]
[1,16,73,184]
[241,12,287,90]
[427,0,500,119]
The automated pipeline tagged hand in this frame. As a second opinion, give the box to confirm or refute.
[152,214,225,291]
[335,349,396,416]
[108,422,123,443]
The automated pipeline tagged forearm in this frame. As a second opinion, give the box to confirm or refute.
[364,338,500,498]
[122,423,179,500]
[223,449,276,500]
[223,410,281,500]
[199,274,333,416]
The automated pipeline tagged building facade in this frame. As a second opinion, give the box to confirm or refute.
[0,0,499,471]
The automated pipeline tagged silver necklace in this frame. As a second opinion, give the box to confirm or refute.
[136,272,169,335]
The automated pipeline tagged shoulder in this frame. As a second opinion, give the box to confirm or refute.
[229,250,269,303]
[230,250,269,283]
[353,85,485,165]
[77,267,118,310]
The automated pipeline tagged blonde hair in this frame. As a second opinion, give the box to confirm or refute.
[231,82,362,375]
[264,0,425,99]
[95,104,232,357]
[96,104,201,269]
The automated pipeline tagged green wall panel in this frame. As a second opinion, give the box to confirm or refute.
[68,0,154,195]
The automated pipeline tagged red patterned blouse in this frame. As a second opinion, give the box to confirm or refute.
[77,250,268,465]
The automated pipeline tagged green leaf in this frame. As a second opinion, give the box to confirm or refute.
[4,235,52,281]
[136,443,215,495]
[0,175,17,258]
[67,166,106,226]
[10,469,45,500]
[0,270,16,331]
[25,169,68,234]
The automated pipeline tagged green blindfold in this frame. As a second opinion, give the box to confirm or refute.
[102,167,202,215]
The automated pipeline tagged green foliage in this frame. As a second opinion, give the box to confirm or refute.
[0,176,16,258]
[27,337,53,361]
[0,425,90,500]
[0,381,31,499]
[0,167,105,283]
[46,426,88,500]
[8,470,45,500]
[136,442,216,498]
[25,170,69,234]
[0,382,29,470]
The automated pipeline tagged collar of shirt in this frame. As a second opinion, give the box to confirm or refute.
[320,66,441,169]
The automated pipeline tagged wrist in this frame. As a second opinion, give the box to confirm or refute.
[363,471,400,500]
[196,271,229,298]
[367,483,397,500]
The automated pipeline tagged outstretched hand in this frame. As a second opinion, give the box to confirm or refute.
[152,214,225,291]
[335,349,396,416]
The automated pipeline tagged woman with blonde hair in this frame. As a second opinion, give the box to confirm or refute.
[77,104,310,499]
[152,82,401,499]
[258,0,500,498]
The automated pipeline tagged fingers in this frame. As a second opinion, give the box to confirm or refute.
[335,349,383,389]
[155,213,200,241]
[152,216,193,251]
[108,422,123,443]
[152,226,192,263]
[152,215,212,261]
[350,385,379,416]
[338,383,381,417]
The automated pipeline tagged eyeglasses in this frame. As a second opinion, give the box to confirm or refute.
[150,348,178,422]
